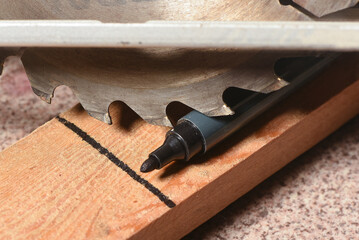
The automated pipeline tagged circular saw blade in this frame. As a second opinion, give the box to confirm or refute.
[21,48,290,126]
[0,0,311,126]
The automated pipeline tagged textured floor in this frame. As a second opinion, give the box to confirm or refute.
[1,58,358,239]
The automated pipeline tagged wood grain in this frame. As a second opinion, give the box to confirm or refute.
[0,55,358,240]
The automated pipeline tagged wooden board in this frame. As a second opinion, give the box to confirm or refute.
[0,55,358,240]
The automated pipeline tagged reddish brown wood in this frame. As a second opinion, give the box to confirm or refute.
[0,55,358,240]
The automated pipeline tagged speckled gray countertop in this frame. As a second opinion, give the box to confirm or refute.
[1,58,358,239]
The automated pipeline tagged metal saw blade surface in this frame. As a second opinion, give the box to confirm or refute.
[0,0,346,126]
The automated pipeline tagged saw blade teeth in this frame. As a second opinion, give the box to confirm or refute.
[19,48,301,127]
[147,116,172,127]
[260,78,289,94]
[72,96,114,125]
[27,75,58,104]
[74,97,113,125]
[126,102,171,126]
[179,94,233,117]
[31,87,53,104]
[19,57,60,104]
[86,110,112,125]
[205,104,234,117]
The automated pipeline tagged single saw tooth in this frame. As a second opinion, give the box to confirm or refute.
[87,111,112,125]
[176,84,233,118]
[198,104,233,117]
[224,53,291,94]
[126,102,171,126]
[75,94,112,124]
[31,87,54,104]
[292,0,358,17]
[23,66,60,104]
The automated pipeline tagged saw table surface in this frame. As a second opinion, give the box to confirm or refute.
[0,55,358,239]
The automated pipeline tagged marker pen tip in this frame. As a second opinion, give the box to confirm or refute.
[140,156,159,173]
